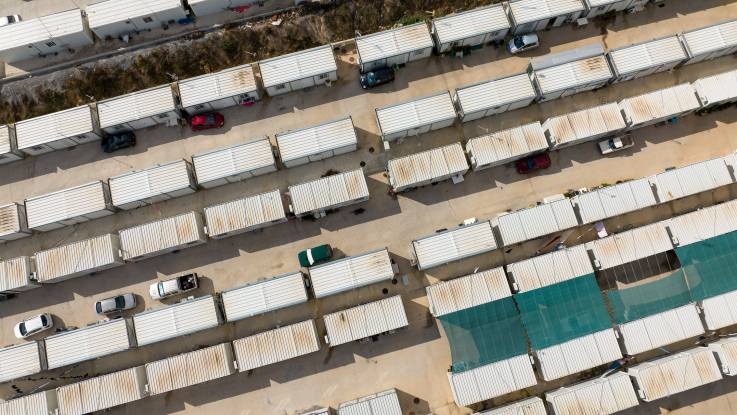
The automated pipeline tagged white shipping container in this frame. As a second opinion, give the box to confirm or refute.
[387,142,469,192]
[0,125,23,165]
[584,0,648,18]
[221,271,307,322]
[618,304,705,355]
[0,342,44,383]
[0,390,58,415]
[204,189,286,239]
[86,0,187,40]
[475,397,546,415]
[708,337,737,376]
[309,248,395,299]
[0,202,30,241]
[681,19,737,64]
[193,137,276,188]
[133,295,221,346]
[448,354,537,406]
[586,221,673,270]
[25,181,114,232]
[44,318,133,370]
[323,295,408,346]
[109,159,196,210]
[411,220,498,271]
[666,200,737,247]
[608,35,687,82]
[35,234,124,283]
[432,5,510,54]
[649,156,733,203]
[700,289,737,330]
[178,64,260,114]
[506,244,593,293]
[288,169,369,217]
[572,178,658,224]
[276,117,358,168]
[337,388,402,415]
[145,343,236,395]
[507,0,586,35]
[465,122,548,170]
[426,267,511,316]
[56,366,146,415]
[232,320,320,372]
[545,371,639,415]
[356,23,434,72]
[454,73,536,122]
[259,45,338,97]
[0,256,37,293]
[96,84,179,134]
[619,83,701,129]
[15,105,100,156]
[528,43,612,102]
[543,102,626,149]
[119,211,206,262]
[496,198,578,246]
[375,92,457,142]
[693,69,737,108]
[535,329,622,381]
[187,0,291,17]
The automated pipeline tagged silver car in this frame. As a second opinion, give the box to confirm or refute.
[95,293,136,315]
[508,33,540,54]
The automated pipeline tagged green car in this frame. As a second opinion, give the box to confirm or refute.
[298,244,333,267]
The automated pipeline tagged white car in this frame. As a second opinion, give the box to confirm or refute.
[14,313,53,339]
[508,33,540,54]
[0,15,22,27]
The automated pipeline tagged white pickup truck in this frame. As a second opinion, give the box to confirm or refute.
[599,134,635,155]
[149,273,199,300]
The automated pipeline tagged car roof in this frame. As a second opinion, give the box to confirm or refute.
[24,316,44,332]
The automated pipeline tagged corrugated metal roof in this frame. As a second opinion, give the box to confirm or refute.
[356,23,433,64]
[35,234,122,283]
[0,203,25,239]
[536,329,622,381]
[666,200,737,247]
[323,295,408,346]
[619,304,704,355]
[475,397,546,415]
[572,178,657,224]
[109,159,193,208]
[86,0,185,28]
[496,198,578,246]
[545,371,639,415]
[0,125,12,156]
[0,342,42,383]
[412,220,498,271]
[681,19,737,58]
[204,189,285,238]
[708,337,737,376]
[97,84,177,129]
[507,245,593,292]
[193,137,275,185]
[628,347,722,402]
[26,181,110,230]
[259,45,337,88]
[119,212,205,261]
[337,389,403,415]
[448,354,537,406]
[145,343,235,395]
[232,320,320,372]
[288,169,369,216]
[56,366,146,415]
[387,142,469,191]
[44,318,131,369]
[0,256,33,292]
[276,117,357,165]
[649,156,732,203]
[465,122,548,168]
[15,105,95,150]
[309,248,394,299]
[133,295,220,346]
[455,73,536,117]
[299,408,331,415]
[693,69,737,107]
[178,64,258,108]
[508,0,585,25]
[586,221,673,270]
[543,102,625,147]
[222,271,307,321]
[426,267,511,316]
[376,91,457,137]
[0,9,86,52]
[619,83,700,127]
[533,54,612,95]
[609,36,687,77]
[0,390,57,415]
[701,289,737,330]
[433,5,510,45]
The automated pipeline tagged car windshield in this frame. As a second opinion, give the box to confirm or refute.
[115,296,126,308]
[18,323,27,336]
[96,302,103,313]
[205,115,215,124]
[514,37,526,48]
[158,283,166,296]
[40,315,48,326]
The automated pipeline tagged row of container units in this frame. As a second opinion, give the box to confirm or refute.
[308,248,396,299]
[177,63,261,115]
[494,197,579,246]
[448,354,538,407]
[109,159,196,210]
[337,389,403,415]
[35,233,124,283]
[133,295,221,346]
[387,142,469,192]
[56,365,148,415]
[323,295,409,346]
[13,105,102,156]
[0,203,30,241]
[431,5,510,54]
[287,169,369,218]
[505,0,586,35]
[466,122,548,170]
[203,189,287,239]
[85,0,187,40]
[375,91,457,143]
[410,220,498,271]
[506,244,593,293]
[233,319,321,372]
[571,177,657,224]
[259,44,338,97]
[666,199,737,248]
[426,267,512,317]
[192,137,277,188]
[221,271,307,322]
[543,102,626,150]
[534,329,623,381]
[275,117,358,168]
[355,23,434,72]
[145,342,235,395]
[453,73,537,122]
[617,304,705,355]
[118,211,207,262]
[25,180,115,232]
[649,155,734,203]
[97,84,181,134]
[44,318,134,370]
[619,83,701,130]
[585,221,673,270]
[607,35,688,83]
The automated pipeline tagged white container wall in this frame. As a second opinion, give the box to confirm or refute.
[0,256,38,293]
[337,389,403,415]
[15,105,101,156]
[259,45,338,96]
[387,142,469,192]
[701,290,737,330]
[119,211,206,262]
[376,92,457,142]
[506,0,586,35]
[35,234,124,283]
[584,0,648,18]
[681,19,737,64]
[204,189,286,239]
[608,35,687,82]
[411,220,498,271]
[648,156,733,203]
[97,84,180,134]
[572,178,658,224]
[193,137,276,188]
[586,222,673,270]
[44,318,133,369]
[56,366,147,415]
[426,267,511,316]
[465,122,548,170]
[543,102,626,149]
[432,5,510,53]
[628,347,722,402]
[0,342,44,383]
[454,73,537,122]
[0,390,58,415]
[666,200,737,247]
[693,69,737,108]
[356,23,434,72]
[276,117,358,168]
[535,329,622,381]
[86,0,188,40]
[0,202,30,241]
[145,343,236,395]
[618,304,705,355]
[288,169,369,217]
[528,43,613,102]
[709,338,737,376]
[545,371,639,415]
[619,83,701,129]
[0,125,23,164]
[506,244,593,292]
[25,181,114,232]
[178,64,261,115]
[323,295,408,346]
[496,198,579,246]
[134,295,220,346]
[188,0,292,17]
[476,397,546,415]
[109,159,196,210]
[309,248,395,299]
[233,320,321,372]
[221,271,307,322]
[448,354,537,406]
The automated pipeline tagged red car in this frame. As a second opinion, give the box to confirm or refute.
[515,153,551,174]
[190,112,225,131]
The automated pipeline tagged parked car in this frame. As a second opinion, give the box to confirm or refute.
[0,15,21,27]
[101,132,136,153]
[298,244,333,267]
[515,153,551,174]
[191,112,225,131]
[149,273,199,300]
[14,313,53,339]
[359,67,395,89]
[508,33,540,54]
[599,134,635,155]
[95,293,136,315]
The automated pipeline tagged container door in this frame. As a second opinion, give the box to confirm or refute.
[386,55,407,68]
[552,15,567,28]
[128,117,158,130]
[72,132,102,145]
[290,77,315,91]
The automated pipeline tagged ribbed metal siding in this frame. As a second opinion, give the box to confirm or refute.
[608,35,687,80]
[232,320,320,371]
[133,295,220,346]
[309,248,394,299]
[586,221,673,270]
[323,295,408,346]
[0,125,16,160]
[259,45,337,88]
[545,371,639,415]
[97,84,178,129]
[387,142,469,192]
[0,342,43,383]
[109,159,195,209]
[193,137,276,187]
[119,211,206,261]
[619,304,705,355]
[56,366,146,415]
[532,54,612,98]
[204,189,286,239]
[35,234,123,283]
[337,389,403,415]
[507,245,593,293]
[0,390,58,415]
[25,181,113,231]
[15,105,97,151]
[426,267,511,316]
[376,91,457,139]
[536,329,622,381]
[507,0,585,25]
[448,354,537,406]
[178,64,259,109]
[0,9,91,63]
[0,256,36,292]
[455,73,536,120]
[649,157,732,203]
[543,102,626,148]
[682,19,737,63]
[222,272,307,321]
[411,220,498,270]
[701,289,737,330]
[145,343,235,395]
[572,178,657,224]
[356,23,434,64]
[496,198,578,246]
[708,337,737,376]
[480,397,546,415]
[693,69,737,107]
[465,122,548,169]
[44,318,132,369]
[86,0,186,27]
[619,83,700,129]
[432,5,510,47]
[276,117,358,167]
[289,169,369,216]
[666,200,737,247]
[0,203,29,241]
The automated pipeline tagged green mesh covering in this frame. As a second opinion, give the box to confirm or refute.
[514,274,612,350]
[679,231,737,301]
[439,297,528,373]
[606,271,692,324]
